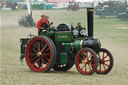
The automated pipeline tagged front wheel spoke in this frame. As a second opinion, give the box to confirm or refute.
[104,63,109,67]
[103,64,106,71]
[81,63,86,70]
[103,54,108,60]
[99,64,102,71]
[98,54,101,60]
[81,65,85,70]
[91,63,94,68]
[88,64,92,71]
[87,52,90,61]
[81,54,85,59]
[104,59,110,62]
[85,64,87,72]
[88,54,92,59]
[80,62,85,64]
[89,59,94,62]
[79,57,84,60]
[103,52,105,59]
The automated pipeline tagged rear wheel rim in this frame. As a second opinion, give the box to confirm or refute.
[76,48,97,75]
[96,48,113,74]
[26,37,52,72]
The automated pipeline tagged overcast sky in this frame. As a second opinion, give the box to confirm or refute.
[75,0,128,2]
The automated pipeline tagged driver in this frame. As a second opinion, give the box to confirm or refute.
[45,15,53,28]
[37,15,49,35]
[76,23,83,36]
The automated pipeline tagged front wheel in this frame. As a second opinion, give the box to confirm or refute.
[75,48,98,75]
[96,48,114,74]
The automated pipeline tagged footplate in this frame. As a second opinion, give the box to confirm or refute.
[20,38,30,62]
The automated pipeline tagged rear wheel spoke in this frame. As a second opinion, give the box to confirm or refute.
[45,57,50,62]
[41,44,48,53]
[37,42,41,51]
[33,58,40,65]
[30,53,37,56]
[44,48,50,52]
[42,53,50,56]
[32,48,37,52]
[32,56,38,61]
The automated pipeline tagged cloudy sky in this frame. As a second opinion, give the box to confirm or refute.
[75,0,128,2]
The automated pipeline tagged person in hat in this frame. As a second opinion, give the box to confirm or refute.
[37,15,53,35]
[76,23,86,37]
[37,15,48,35]
[45,15,53,28]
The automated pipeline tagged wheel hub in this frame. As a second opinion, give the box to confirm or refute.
[100,59,105,64]
[37,52,42,57]
[82,60,88,64]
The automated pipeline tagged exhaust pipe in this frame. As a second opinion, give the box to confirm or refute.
[87,8,94,37]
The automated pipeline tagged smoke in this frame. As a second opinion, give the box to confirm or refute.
[26,0,31,15]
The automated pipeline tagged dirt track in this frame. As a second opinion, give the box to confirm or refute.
[1,10,128,85]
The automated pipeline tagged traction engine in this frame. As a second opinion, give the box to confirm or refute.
[20,8,114,75]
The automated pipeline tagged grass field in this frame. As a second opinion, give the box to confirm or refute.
[1,10,128,85]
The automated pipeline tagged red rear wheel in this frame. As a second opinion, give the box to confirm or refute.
[25,36,56,72]
[96,48,114,74]
[75,48,98,75]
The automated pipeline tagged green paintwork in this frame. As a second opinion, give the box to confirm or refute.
[55,32,72,42]
[62,40,82,50]
[40,30,55,38]
[60,53,67,64]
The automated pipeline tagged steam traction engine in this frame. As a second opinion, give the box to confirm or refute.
[20,8,114,75]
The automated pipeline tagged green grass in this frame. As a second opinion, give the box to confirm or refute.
[94,16,128,46]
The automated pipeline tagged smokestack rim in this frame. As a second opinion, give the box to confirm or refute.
[87,8,94,12]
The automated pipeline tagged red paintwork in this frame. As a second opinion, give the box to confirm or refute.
[76,49,97,75]
[96,50,111,73]
[25,36,52,72]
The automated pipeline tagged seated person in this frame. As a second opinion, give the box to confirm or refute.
[76,23,86,37]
